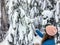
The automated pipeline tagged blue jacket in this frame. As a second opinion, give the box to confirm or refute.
[36,29,55,45]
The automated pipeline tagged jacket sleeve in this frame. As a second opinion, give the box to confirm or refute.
[36,29,43,38]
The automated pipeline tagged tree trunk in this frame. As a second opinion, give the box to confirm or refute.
[0,0,9,42]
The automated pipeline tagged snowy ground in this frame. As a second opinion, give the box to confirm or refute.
[0,36,60,45]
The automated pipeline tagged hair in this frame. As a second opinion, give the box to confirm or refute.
[41,24,54,45]
[41,33,54,45]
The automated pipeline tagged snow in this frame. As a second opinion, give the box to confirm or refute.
[0,25,14,45]
[33,36,42,45]
[41,10,53,25]
[0,39,9,45]
[42,10,53,19]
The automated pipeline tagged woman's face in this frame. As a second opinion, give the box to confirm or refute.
[45,25,57,36]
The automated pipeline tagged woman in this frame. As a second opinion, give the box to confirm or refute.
[36,24,57,45]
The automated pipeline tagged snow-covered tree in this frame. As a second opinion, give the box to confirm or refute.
[1,0,60,45]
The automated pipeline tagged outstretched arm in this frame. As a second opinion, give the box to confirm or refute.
[31,23,43,38]
[36,29,43,38]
